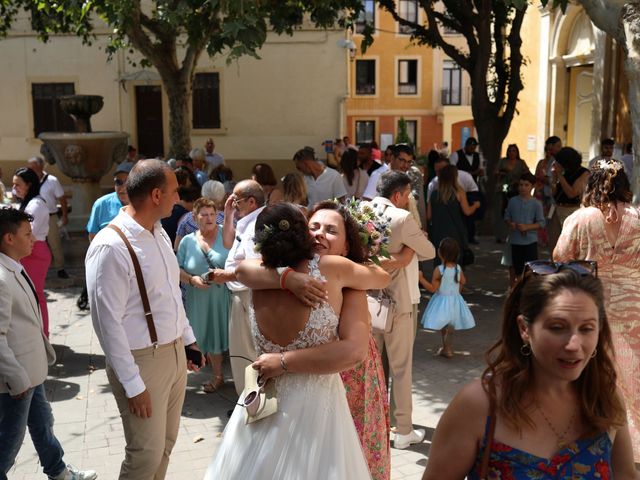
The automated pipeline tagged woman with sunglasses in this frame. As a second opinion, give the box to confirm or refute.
[205,202,389,479]
[554,159,640,459]
[421,266,637,479]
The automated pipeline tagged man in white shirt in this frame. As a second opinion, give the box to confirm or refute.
[85,160,204,480]
[26,156,70,279]
[212,180,265,395]
[204,138,224,173]
[293,147,347,208]
[449,137,484,182]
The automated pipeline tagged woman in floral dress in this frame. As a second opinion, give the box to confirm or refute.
[554,159,640,459]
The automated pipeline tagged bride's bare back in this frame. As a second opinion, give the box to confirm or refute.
[252,256,345,348]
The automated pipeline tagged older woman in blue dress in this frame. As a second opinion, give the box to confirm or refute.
[177,197,230,393]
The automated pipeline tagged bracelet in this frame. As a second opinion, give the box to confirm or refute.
[280,351,288,372]
[279,267,294,290]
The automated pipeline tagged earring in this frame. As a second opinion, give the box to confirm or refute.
[590,349,597,359]
[520,343,532,357]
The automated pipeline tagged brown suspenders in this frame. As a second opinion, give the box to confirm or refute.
[107,224,159,346]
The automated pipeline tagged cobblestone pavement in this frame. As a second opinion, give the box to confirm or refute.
[10,235,513,479]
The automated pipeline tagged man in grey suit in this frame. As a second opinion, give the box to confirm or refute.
[369,171,436,450]
[0,208,96,480]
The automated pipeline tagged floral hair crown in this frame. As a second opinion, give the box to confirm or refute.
[254,219,290,253]
[343,198,391,266]
[596,159,623,173]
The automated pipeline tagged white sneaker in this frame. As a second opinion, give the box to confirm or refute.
[394,428,426,450]
[53,464,98,480]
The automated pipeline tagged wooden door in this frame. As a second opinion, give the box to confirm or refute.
[135,85,164,158]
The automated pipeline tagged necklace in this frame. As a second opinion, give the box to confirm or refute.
[536,401,577,449]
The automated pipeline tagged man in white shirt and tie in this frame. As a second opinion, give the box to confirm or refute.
[86,160,204,480]
[0,208,96,480]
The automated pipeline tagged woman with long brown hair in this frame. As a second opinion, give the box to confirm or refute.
[427,164,480,265]
[421,266,637,479]
[554,160,640,459]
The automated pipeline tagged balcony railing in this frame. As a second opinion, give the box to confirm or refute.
[441,88,461,105]
[398,83,417,95]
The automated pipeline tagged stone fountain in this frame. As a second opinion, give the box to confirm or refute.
[38,94,128,231]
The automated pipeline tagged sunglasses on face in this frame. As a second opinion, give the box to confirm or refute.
[524,260,598,278]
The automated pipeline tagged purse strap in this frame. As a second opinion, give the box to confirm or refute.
[107,224,158,346]
[478,404,497,479]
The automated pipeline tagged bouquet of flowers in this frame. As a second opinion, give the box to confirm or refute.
[344,198,392,266]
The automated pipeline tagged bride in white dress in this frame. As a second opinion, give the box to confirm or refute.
[204,203,389,479]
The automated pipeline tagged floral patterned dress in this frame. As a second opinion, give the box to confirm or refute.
[340,332,390,480]
[554,206,640,459]
[468,418,612,480]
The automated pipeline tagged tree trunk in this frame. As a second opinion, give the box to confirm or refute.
[621,2,640,203]
[163,74,192,160]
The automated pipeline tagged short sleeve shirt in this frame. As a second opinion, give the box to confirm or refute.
[86,192,124,234]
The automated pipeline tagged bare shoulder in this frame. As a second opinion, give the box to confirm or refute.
[452,379,490,414]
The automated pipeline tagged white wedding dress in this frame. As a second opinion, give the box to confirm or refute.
[204,256,371,479]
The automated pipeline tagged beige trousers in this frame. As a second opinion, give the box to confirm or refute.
[229,290,257,396]
[47,214,65,269]
[374,310,415,435]
[106,338,187,480]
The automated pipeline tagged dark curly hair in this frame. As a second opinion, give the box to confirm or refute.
[307,200,367,264]
[254,203,315,269]
[583,161,632,209]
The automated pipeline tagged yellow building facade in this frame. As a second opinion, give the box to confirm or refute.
[345,3,474,156]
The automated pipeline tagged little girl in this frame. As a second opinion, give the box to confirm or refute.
[419,237,475,358]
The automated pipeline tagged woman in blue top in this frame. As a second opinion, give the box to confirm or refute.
[422,264,638,479]
[177,197,230,393]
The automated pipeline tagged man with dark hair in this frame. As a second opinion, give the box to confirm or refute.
[211,179,266,395]
[85,159,204,479]
[449,137,483,181]
[0,208,97,480]
[589,138,621,170]
[388,144,426,229]
[357,143,380,176]
[368,171,435,450]
[293,147,346,208]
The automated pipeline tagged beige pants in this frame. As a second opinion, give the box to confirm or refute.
[374,310,415,435]
[106,338,187,480]
[47,214,65,269]
[229,290,257,396]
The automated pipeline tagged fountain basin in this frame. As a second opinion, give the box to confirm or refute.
[39,132,129,182]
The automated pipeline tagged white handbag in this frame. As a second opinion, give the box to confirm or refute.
[367,289,395,334]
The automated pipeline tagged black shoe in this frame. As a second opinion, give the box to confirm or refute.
[58,269,70,279]
[226,409,234,418]
[77,292,89,311]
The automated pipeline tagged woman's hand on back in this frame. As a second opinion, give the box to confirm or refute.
[285,271,328,307]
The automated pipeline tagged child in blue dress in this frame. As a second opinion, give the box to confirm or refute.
[420,238,475,358]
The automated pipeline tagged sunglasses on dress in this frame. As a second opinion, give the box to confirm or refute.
[524,260,598,278]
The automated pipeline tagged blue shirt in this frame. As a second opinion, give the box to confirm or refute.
[86,191,123,234]
[504,195,545,245]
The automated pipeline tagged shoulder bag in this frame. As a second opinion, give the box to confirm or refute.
[367,288,396,334]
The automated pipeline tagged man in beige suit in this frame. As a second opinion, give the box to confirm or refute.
[369,171,435,450]
[0,208,96,480]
